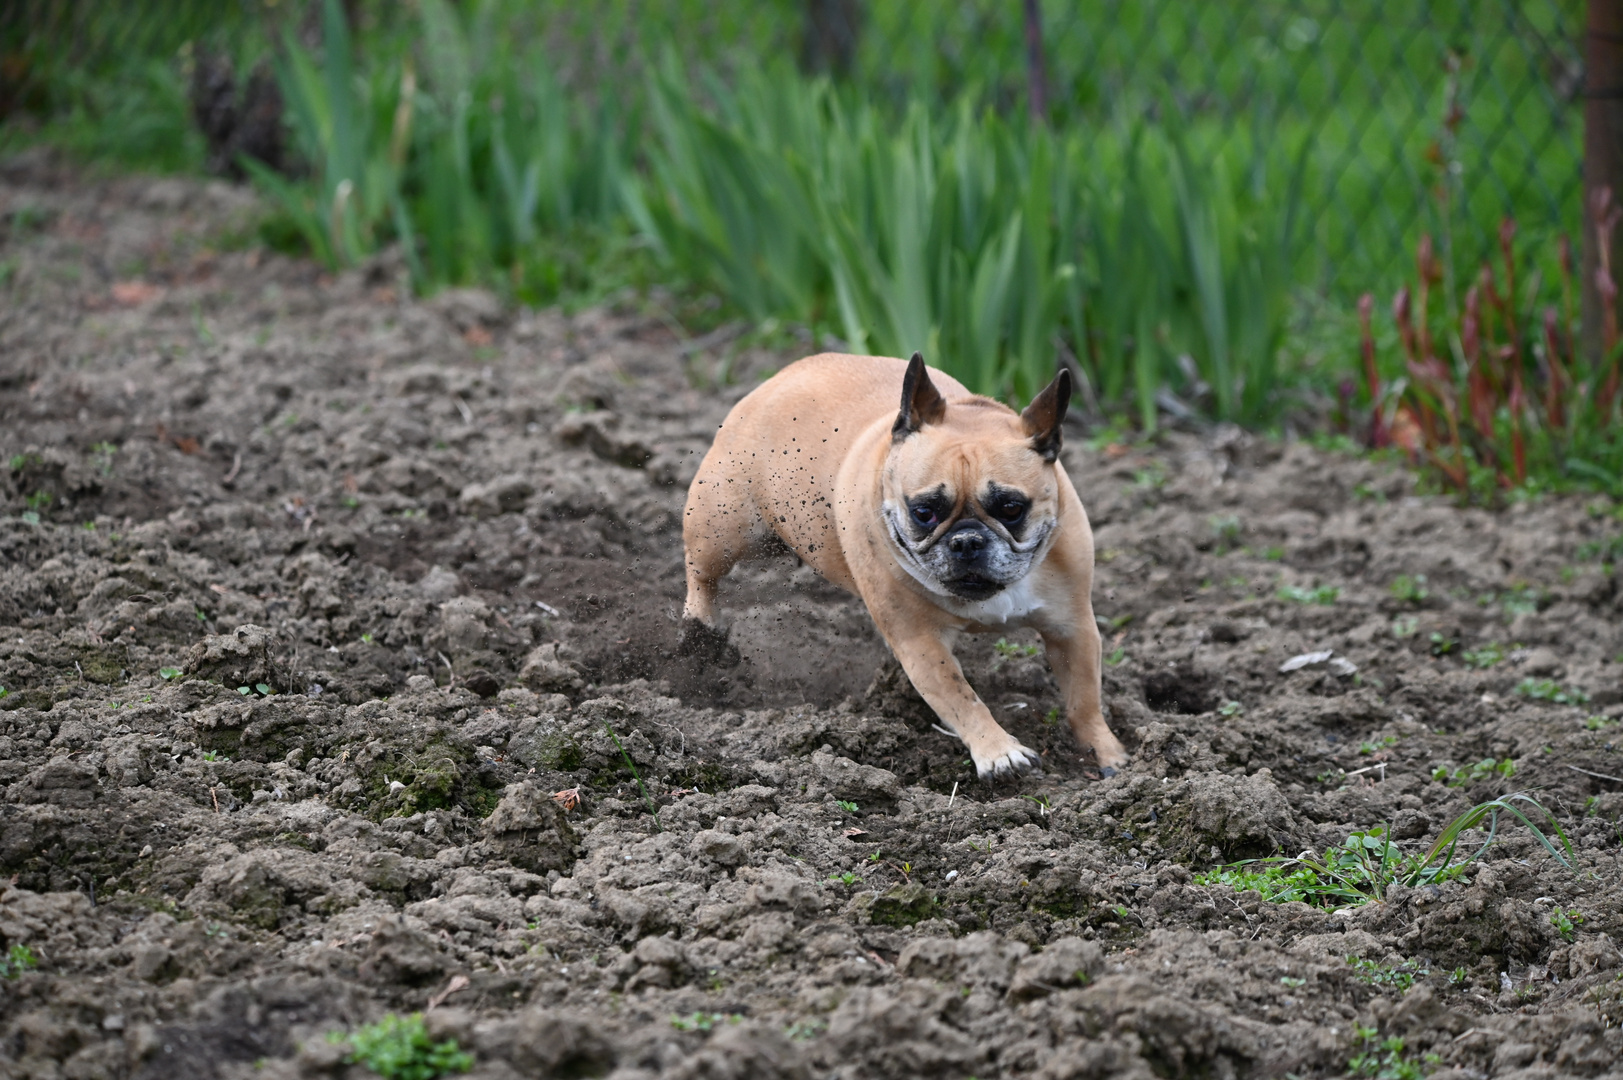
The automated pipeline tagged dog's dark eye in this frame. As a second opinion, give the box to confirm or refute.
[910,505,938,528]
[992,500,1028,525]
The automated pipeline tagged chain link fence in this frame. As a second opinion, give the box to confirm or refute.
[4,0,1586,295]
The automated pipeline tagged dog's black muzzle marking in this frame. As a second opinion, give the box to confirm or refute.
[941,520,1006,599]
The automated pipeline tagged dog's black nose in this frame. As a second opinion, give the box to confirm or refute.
[946,527,987,558]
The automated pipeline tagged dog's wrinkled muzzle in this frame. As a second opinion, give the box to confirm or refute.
[940,520,1006,598]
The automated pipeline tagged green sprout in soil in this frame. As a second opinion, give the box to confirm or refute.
[1218,700,1244,717]
[1431,758,1514,787]
[159,667,182,680]
[1585,715,1617,731]
[1,944,39,978]
[1428,632,1457,656]
[1345,956,1429,991]
[826,871,862,887]
[1104,647,1127,666]
[836,800,859,814]
[1347,1026,1440,1080]
[329,1013,472,1080]
[1359,736,1398,755]
[992,637,1039,660]
[1461,643,1505,669]
[1278,583,1339,605]
[785,1019,826,1041]
[1448,967,1470,988]
[1515,677,1590,705]
[670,1012,739,1032]
[1501,586,1541,617]
[602,722,661,831]
[1550,908,1584,941]
[1391,616,1419,639]
[202,751,227,762]
[1196,793,1572,909]
[0,685,7,700]
[1042,707,1062,726]
[1389,574,1429,603]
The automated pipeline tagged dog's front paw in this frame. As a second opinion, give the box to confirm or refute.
[677,618,741,668]
[972,742,1042,779]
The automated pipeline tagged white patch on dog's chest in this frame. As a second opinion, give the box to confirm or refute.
[945,575,1045,626]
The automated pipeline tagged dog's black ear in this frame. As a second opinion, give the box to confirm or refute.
[1020,369,1071,462]
[893,351,946,440]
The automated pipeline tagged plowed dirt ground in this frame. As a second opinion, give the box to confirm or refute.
[2,156,1622,1080]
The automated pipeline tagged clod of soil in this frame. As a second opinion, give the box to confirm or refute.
[1,159,1621,1079]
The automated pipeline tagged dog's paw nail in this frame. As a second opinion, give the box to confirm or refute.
[1098,766,1117,778]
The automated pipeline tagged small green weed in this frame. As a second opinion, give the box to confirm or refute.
[159,667,181,680]
[1104,646,1127,666]
[1448,966,1470,988]
[1347,1026,1440,1080]
[1430,758,1514,787]
[25,490,52,511]
[202,750,227,762]
[1359,736,1398,755]
[1279,975,1305,988]
[1263,545,1286,561]
[1345,956,1430,991]
[836,800,859,814]
[1550,908,1584,941]
[1389,574,1429,603]
[826,871,862,887]
[1,944,39,978]
[604,722,661,831]
[1042,706,1062,726]
[1391,615,1419,639]
[1278,583,1339,605]
[992,637,1039,660]
[1218,700,1244,717]
[670,1012,739,1032]
[1461,643,1505,668]
[1584,715,1617,731]
[785,1019,826,1041]
[1515,677,1590,705]
[1211,514,1242,551]
[330,1013,472,1080]
[1428,632,1457,656]
[1501,586,1541,617]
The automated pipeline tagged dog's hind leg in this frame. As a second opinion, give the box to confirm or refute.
[679,472,763,669]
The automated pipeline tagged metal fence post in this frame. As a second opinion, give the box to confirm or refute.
[1584,0,1623,361]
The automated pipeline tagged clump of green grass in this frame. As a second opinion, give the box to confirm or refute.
[1278,583,1340,605]
[329,1013,471,1080]
[1,944,39,978]
[670,1012,739,1032]
[1431,758,1514,787]
[1515,677,1589,705]
[1347,1026,1440,1080]
[1196,793,1572,909]
[1345,956,1430,991]
[992,637,1040,661]
[1461,643,1505,669]
[1389,574,1429,604]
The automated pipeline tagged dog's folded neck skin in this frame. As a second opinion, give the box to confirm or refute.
[882,353,1067,607]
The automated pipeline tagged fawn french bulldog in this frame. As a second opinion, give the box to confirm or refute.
[680,352,1125,778]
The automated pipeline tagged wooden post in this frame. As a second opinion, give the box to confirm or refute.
[1582,0,1623,360]
[802,0,862,77]
[1023,0,1049,121]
